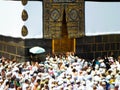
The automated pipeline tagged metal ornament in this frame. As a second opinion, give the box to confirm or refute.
[21,25,28,37]
[21,0,28,6]
[21,9,28,21]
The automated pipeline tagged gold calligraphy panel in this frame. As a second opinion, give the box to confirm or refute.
[66,2,85,38]
[44,2,64,38]
[43,0,85,39]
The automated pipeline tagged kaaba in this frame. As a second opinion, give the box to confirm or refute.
[0,0,120,62]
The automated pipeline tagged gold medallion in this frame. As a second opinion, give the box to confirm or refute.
[21,9,28,21]
[21,0,28,6]
[21,25,28,37]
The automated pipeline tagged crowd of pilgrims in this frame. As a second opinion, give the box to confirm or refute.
[0,52,120,90]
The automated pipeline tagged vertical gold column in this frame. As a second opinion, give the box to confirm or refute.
[52,39,55,54]
[73,38,76,52]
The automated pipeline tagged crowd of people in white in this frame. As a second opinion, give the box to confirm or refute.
[0,52,120,90]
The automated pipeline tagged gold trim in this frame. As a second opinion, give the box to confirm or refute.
[73,38,76,52]
[52,39,54,53]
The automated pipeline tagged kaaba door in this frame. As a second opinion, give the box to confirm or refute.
[52,38,76,53]
[44,0,85,53]
[52,10,76,53]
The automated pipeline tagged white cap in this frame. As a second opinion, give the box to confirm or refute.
[58,80,63,85]
[76,79,80,83]
[0,79,3,82]
[12,67,19,72]
[6,72,12,76]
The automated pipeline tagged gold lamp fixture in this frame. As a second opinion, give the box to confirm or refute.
[21,0,28,6]
[21,9,28,21]
[21,25,28,37]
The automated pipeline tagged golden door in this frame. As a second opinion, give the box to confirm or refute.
[52,38,76,53]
